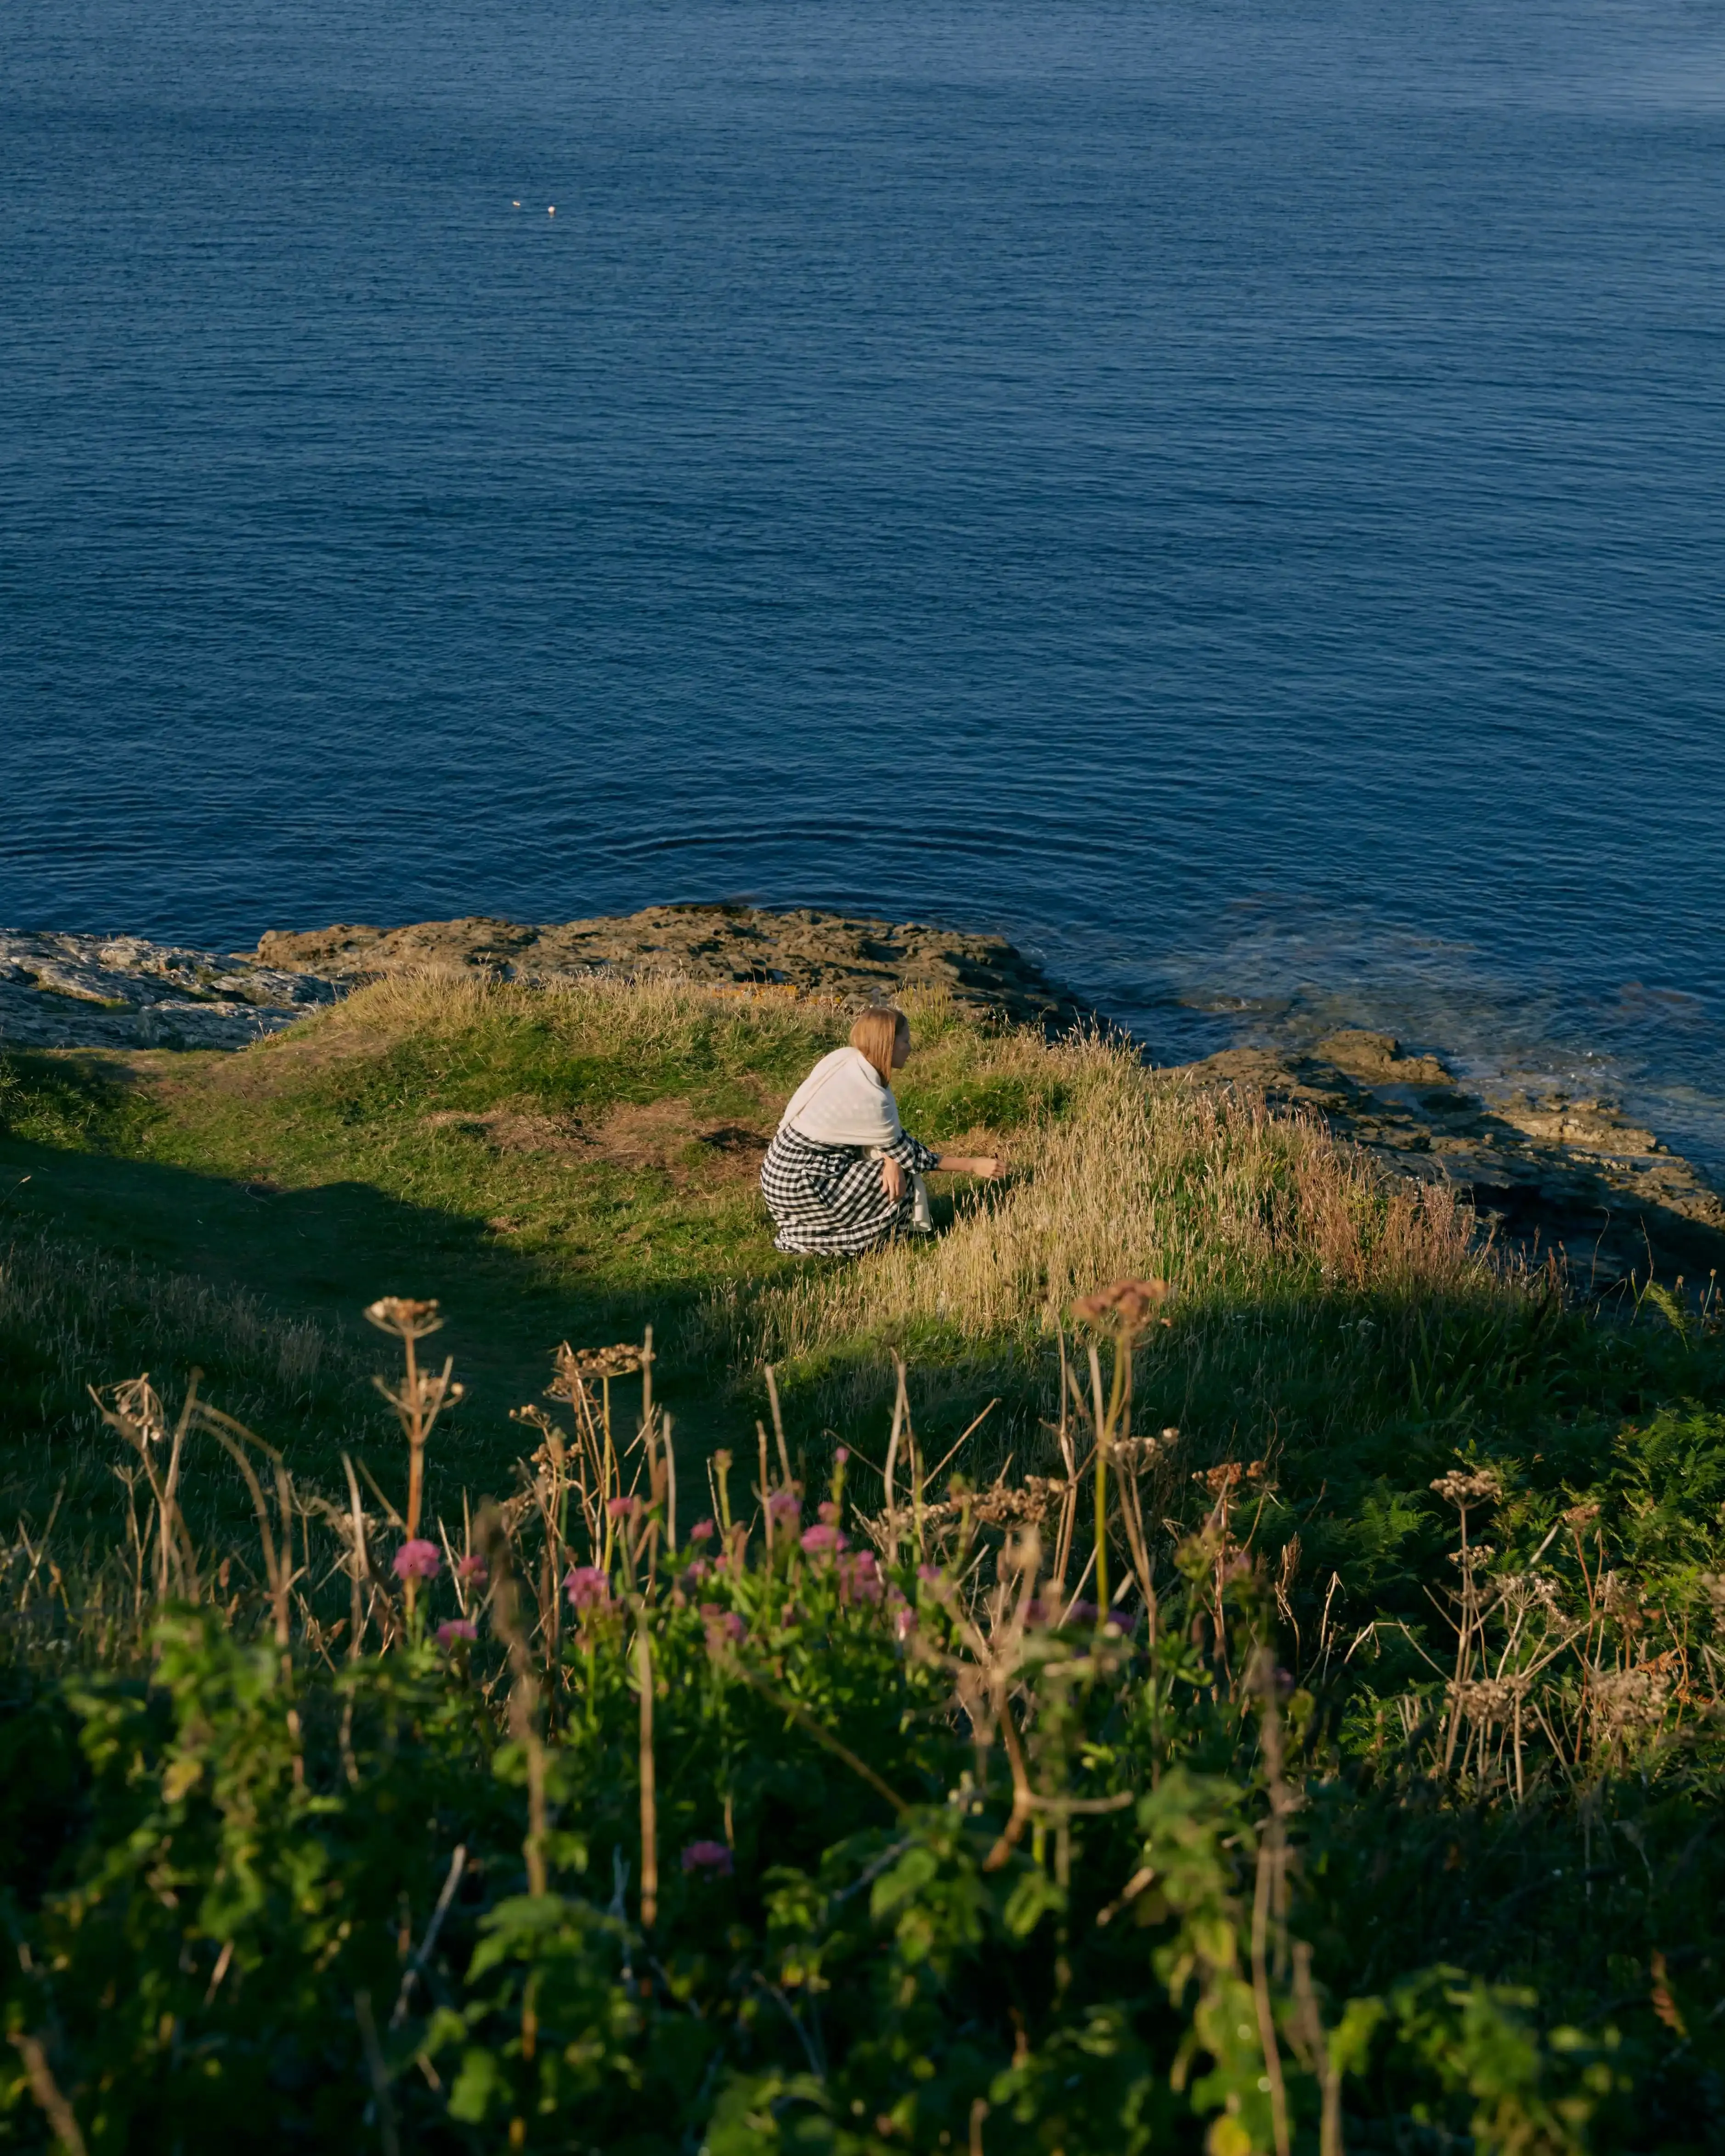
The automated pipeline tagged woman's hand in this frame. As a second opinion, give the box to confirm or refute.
[937,1154,1005,1179]
[880,1154,907,1201]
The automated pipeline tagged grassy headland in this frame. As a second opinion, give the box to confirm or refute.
[2,969,1724,2150]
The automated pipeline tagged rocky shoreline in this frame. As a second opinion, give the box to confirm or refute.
[3,905,1720,1287]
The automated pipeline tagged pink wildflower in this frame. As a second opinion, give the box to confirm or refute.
[435,1618,478,1647]
[455,1552,487,1586]
[766,1489,801,1526]
[817,1500,842,1526]
[700,1603,746,1649]
[392,1539,441,1582]
[565,1566,612,1612]
[606,1494,642,1522]
[800,1523,847,1557]
[680,1840,734,1877]
[838,1550,882,1605]
[689,1518,716,1542]
[917,1563,943,1588]
[680,1557,711,1590]
[834,1446,849,1464]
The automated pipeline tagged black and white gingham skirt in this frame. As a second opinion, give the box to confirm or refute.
[759,1126,940,1256]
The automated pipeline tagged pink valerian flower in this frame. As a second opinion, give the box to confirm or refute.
[800,1523,848,1558]
[565,1566,613,1612]
[837,1550,882,1606]
[700,1603,746,1650]
[917,1564,944,1590]
[890,1593,916,1641]
[833,1446,849,1465]
[680,1840,734,1877]
[817,1500,842,1526]
[766,1490,801,1527]
[455,1552,487,1586]
[606,1494,642,1522]
[689,1518,716,1543]
[435,1618,478,1647]
[680,1557,712,1591]
[392,1539,441,1582]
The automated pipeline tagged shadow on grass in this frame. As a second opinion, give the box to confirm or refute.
[0,1128,768,1541]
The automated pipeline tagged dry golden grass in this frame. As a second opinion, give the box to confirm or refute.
[285,966,843,1065]
[734,1028,1491,1366]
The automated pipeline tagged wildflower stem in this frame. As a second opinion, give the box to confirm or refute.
[637,1611,658,1927]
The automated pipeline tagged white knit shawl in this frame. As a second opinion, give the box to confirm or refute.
[777,1047,904,1149]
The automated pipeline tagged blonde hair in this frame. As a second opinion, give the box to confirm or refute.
[849,1006,908,1083]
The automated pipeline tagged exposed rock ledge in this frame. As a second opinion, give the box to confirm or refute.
[0,908,1084,1049]
[1188,1033,1725,1287]
[3,910,1720,1285]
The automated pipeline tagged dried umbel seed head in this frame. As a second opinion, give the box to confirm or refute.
[548,1340,642,1397]
[917,1475,1062,1532]
[1589,1660,1673,1730]
[103,1375,168,1447]
[1600,1570,1640,1619]
[365,1297,445,1341]
[1451,1675,1528,1724]
[1499,1573,1566,1617]
[1563,1501,1603,1529]
[1430,1468,1503,1507]
[1071,1277,1172,1331]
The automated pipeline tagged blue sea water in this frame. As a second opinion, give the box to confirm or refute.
[4,0,1725,1165]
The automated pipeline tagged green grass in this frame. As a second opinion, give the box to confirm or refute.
[0,977,1069,1533]
[3,969,1722,1600]
[5,972,1725,2150]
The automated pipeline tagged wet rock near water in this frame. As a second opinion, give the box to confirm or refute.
[0,930,336,1050]
[1188,1030,1725,1288]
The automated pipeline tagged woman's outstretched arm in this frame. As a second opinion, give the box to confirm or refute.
[935,1154,1004,1177]
[880,1149,1004,1199]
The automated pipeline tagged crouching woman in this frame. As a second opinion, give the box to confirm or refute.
[760,1007,1003,1256]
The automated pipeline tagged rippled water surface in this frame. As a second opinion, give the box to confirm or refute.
[4,0,1724,1161]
